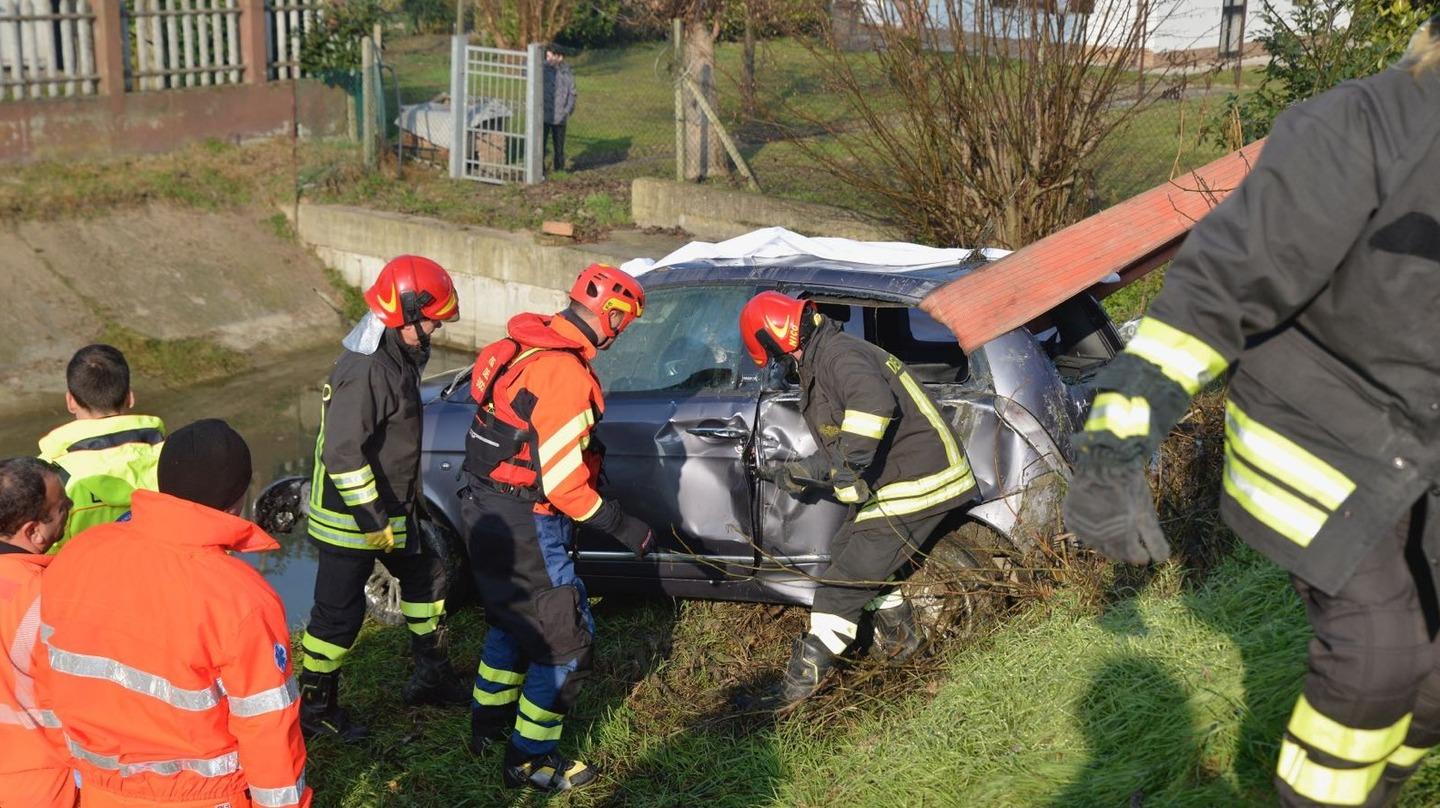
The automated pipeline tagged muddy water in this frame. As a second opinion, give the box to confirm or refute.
[0,345,474,627]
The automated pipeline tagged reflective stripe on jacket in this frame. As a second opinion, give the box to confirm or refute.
[308,330,421,553]
[37,414,165,545]
[798,319,978,521]
[36,490,310,807]
[1104,67,1440,595]
[0,550,74,808]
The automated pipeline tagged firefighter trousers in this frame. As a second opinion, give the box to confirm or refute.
[300,543,448,675]
[461,484,595,758]
[1276,498,1440,807]
[807,508,948,655]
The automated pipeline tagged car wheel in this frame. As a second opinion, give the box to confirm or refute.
[902,521,1015,643]
[364,513,474,625]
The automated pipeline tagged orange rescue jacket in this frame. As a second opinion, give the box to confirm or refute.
[0,548,74,808]
[35,491,310,807]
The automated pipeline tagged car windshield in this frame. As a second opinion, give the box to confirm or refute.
[591,284,754,394]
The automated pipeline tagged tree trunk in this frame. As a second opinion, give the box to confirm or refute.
[741,5,756,117]
[683,19,728,181]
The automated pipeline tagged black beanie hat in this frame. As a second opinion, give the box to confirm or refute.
[157,419,252,511]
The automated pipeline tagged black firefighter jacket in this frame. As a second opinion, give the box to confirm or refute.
[1122,64,1440,595]
[308,330,424,555]
[797,318,978,524]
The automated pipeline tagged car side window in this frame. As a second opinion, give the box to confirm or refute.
[590,284,757,394]
[873,307,969,384]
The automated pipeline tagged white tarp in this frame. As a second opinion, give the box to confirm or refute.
[395,98,516,145]
[620,226,1012,277]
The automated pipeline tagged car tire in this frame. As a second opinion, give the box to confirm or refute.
[364,511,474,626]
[902,520,1017,643]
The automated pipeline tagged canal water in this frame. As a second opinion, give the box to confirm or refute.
[0,344,474,627]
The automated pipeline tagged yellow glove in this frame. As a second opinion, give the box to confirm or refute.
[363,526,395,552]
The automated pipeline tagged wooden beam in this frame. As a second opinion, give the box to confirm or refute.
[920,138,1265,353]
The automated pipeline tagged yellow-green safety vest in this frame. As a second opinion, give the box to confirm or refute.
[38,414,166,548]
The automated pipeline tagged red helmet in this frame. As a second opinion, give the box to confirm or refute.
[570,263,645,340]
[739,291,813,367]
[364,255,460,328]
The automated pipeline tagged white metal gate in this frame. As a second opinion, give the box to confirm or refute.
[448,37,541,185]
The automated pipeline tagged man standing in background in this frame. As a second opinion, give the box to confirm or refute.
[543,44,577,174]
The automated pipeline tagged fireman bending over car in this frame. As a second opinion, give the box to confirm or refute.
[739,291,979,707]
[460,263,654,793]
[1063,18,1440,808]
[299,255,471,743]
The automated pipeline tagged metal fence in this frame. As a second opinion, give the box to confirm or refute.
[447,38,540,184]
[0,0,98,100]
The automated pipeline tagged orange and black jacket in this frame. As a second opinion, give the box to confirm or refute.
[308,330,423,554]
[466,312,613,523]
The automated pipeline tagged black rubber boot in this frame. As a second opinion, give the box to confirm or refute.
[501,743,597,792]
[779,634,839,705]
[469,706,512,756]
[871,599,923,663]
[402,630,472,707]
[299,669,368,743]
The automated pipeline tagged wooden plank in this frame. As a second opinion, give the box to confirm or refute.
[920,139,1266,353]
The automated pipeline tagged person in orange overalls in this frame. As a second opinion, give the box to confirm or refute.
[37,420,309,808]
[0,457,74,807]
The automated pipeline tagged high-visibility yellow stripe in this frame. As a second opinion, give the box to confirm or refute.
[400,600,446,619]
[1126,317,1230,395]
[834,484,864,504]
[809,612,859,654]
[1223,450,1327,547]
[338,482,380,507]
[840,410,891,440]
[301,632,350,661]
[538,410,595,468]
[540,445,585,494]
[515,715,564,742]
[577,496,603,522]
[1277,738,1385,806]
[856,474,976,522]
[1390,744,1431,767]
[473,686,520,706]
[301,656,340,674]
[477,662,525,686]
[328,466,375,489]
[1288,696,1409,765]
[1226,402,1355,511]
[519,695,564,723]
[894,368,960,465]
[1085,392,1152,440]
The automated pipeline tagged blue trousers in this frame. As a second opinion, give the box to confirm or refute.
[463,487,596,757]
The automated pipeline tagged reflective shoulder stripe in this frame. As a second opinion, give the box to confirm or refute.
[538,410,596,468]
[1288,695,1409,765]
[250,771,307,808]
[1126,317,1229,396]
[228,679,299,719]
[1277,738,1384,806]
[47,642,223,712]
[69,738,240,779]
[1085,392,1152,440]
[1225,402,1355,511]
[1223,449,1328,548]
[840,410,890,440]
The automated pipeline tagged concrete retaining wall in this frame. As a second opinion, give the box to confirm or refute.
[293,203,687,349]
[631,177,896,241]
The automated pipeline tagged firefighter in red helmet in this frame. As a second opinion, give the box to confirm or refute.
[461,262,653,792]
[739,291,979,707]
[298,255,470,742]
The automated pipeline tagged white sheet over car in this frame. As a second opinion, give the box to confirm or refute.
[620,227,1012,276]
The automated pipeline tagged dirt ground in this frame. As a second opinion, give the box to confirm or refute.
[0,204,345,416]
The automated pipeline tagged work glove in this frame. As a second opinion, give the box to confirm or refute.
[588,500,655,559]
[1062,459,1169,565]
[363,525,396,553]
[758,454,831,494]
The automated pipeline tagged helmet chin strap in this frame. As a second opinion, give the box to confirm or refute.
[398,323,432,367]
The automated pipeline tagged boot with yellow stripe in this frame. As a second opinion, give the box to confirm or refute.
[502,747,597,792]
[299,669,368,743]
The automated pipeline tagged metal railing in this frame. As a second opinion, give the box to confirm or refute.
[0,0,99,100]
[126,0,242,90]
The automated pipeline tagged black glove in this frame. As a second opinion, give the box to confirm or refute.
[1062,459,1170,565]
[587,499,654,559]
[760,454,830,494]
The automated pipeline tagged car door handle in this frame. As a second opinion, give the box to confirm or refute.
[685,425,749,440]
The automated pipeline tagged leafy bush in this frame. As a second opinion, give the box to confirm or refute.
[1209,0,1437,146]
[300,0,390,73]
